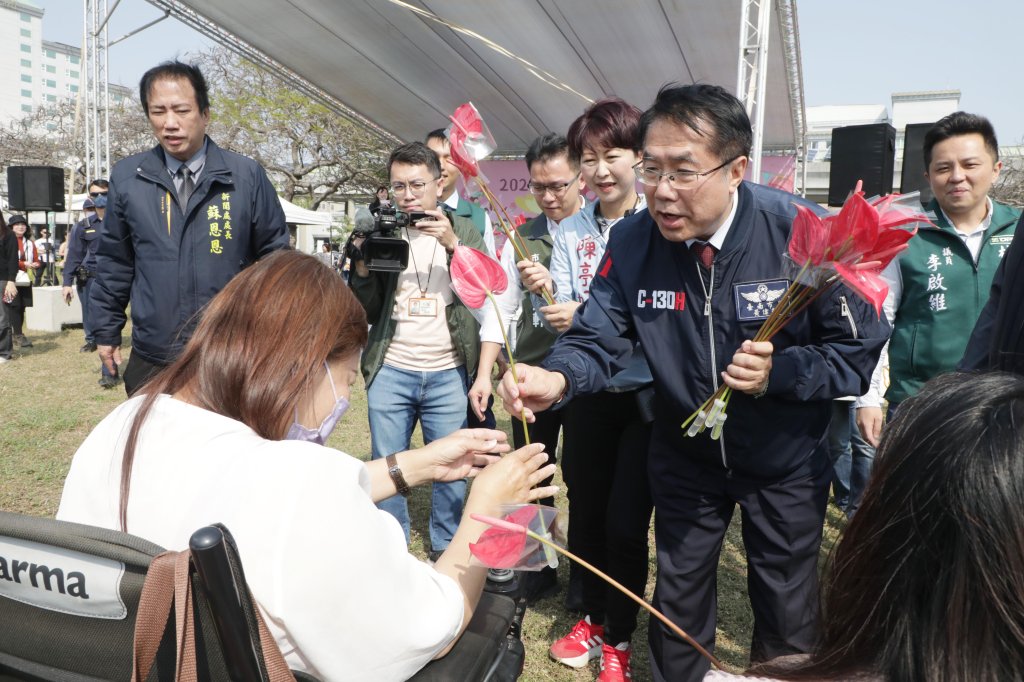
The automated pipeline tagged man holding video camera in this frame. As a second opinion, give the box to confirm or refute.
[349,141,487,560]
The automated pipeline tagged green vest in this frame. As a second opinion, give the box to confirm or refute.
[886,198,1020,403]
[454,196,488,239]
[512,216,560,365]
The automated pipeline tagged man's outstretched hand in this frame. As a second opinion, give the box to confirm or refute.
[496,363,567,423]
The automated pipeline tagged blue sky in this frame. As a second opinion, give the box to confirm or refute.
[38,0,1024,144]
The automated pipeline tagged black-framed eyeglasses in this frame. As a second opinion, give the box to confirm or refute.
[528,172,581,197]
[389,177,439,196]
[89,191,108,198]
[633,156,740,190]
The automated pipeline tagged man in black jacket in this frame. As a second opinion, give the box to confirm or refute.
[0,213,17,363]
[90,61,288,395]
[499,84,888,681]
[960,212,1024,373]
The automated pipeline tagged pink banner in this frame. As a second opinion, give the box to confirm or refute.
[470,155,797,254]
[745,155,797,193]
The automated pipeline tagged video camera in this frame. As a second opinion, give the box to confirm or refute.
[352,206,430,272]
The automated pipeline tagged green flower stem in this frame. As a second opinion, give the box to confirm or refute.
[524,529,732,673]
[477,182,556,306]
[486,291,530,445]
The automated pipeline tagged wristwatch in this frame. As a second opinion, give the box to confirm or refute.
[386,453,411,497]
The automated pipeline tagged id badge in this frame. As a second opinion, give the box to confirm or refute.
[409,296,438,317]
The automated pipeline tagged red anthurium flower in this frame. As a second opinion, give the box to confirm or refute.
[448,126,480,179]
[447,102,494,180]
[450,245,508,309]
[468,506,540,569]
[865,224,917,270]
[788,204,830,266]
[834,261,888,317]
[513,214,528,228]
[469,518,528,568]
[824,188,879,264]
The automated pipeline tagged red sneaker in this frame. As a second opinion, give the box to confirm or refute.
[598,642,632,681]
[549,616,605,668]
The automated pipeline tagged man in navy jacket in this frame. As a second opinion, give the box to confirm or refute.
[960,212,1024,374]
[498,84,888,681]
[90,61,288,394]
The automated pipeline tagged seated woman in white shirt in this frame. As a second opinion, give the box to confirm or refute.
[57,249,556,682]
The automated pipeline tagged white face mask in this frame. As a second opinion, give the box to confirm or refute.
[284,363,349,445]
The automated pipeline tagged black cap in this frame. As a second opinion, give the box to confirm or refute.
[7,215,27,226]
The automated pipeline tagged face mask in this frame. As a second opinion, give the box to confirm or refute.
[285,362,349,445]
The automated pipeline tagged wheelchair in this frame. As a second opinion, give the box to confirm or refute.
[0,511,524,681]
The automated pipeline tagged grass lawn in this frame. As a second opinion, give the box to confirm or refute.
[0,322,846,681]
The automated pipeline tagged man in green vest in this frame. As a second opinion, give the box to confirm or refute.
[474,133,585,603]
[427,128,500,435]
[856,112,1021,445]
[426,129,496,257]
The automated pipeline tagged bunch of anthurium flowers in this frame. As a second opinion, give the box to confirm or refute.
[468,504,730,672]
[446,102,554,306]
[682,181,934,440]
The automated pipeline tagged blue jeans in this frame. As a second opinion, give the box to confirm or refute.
[828,401,875,517]
[367,364,469,551]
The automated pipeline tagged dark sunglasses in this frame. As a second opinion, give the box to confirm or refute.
[89,191,108,198]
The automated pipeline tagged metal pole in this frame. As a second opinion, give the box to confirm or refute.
[82,0,92,181]
[102,0,110,176]
[750,0,772,186]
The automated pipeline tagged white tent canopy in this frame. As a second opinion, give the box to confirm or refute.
[148,0,804,156]
[279,196,333,226]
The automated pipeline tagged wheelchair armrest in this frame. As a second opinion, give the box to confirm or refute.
[408,591,523,681]
[189,525,266,682]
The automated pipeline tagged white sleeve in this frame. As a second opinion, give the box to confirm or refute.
[479,244,521,344]
[266,461,465,681]
[482,212,497,257]
[856,260,901,408]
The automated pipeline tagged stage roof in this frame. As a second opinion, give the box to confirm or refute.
[151,0,804,155]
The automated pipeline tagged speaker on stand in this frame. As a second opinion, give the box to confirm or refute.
[827,123,897,206]
[900,122,935,205]
[6,166,65,212]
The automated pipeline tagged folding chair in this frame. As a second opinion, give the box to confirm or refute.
[0,512,524,681]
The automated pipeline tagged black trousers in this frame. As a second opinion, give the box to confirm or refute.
[510,406,563,508]
[5,285,32,337]
[123,352,166,396]
[647,442,831,682]
[560,389,653,645]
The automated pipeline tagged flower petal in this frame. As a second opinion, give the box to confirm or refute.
[789,203,829,265]
[834,262,888,318]
[469,527,527,568]
[449,245,508,310]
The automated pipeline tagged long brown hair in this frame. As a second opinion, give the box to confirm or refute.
[756,372,1024,681]
[117,250,367,530]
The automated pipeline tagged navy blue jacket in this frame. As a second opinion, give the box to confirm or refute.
[542,182,889,479]
[90,138,289,365]
[960,212,1024,374]
[62,216,101,286]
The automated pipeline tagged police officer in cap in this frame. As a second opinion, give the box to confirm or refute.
[63,195,119,387]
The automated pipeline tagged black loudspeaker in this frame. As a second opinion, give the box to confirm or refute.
[900,122,934,204]
[828,123,896,206]
[6,166,65,211]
